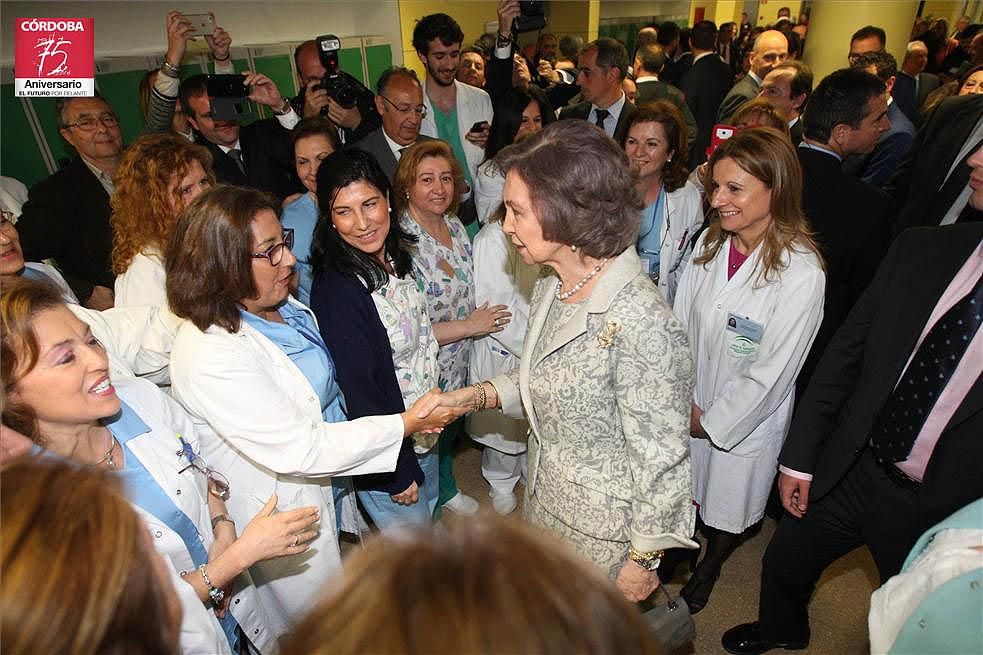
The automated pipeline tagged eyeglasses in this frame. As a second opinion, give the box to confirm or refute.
[252,228,294,266]
[175,434,230,500]
[379,94,428,118]
[64,113,119,131]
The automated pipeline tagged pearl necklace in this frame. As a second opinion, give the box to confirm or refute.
[555,259,608,300]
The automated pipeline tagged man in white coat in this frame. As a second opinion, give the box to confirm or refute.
[414,12,493,230]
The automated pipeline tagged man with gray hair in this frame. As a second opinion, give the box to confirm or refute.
[893,41,940,123]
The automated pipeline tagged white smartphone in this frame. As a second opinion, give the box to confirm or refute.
[183,13,216,37]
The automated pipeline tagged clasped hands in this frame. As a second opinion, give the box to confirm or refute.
[404,384,496,435]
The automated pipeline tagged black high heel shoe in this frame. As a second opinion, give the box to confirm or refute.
[680,568,720,614]
[657,546,701,584]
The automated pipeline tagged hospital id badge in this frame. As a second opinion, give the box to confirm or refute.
[726,312,764,356]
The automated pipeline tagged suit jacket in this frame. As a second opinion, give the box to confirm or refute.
[16,157,113,303]
[893,71,941,124]
[491,248,697,554]
[789,117,804,145]
[558,98,635,143]
[716,73,759,123]
[780,224,983,536]
[635,79,699,155]
[886,94,983,234]
[200,117,301,201]
[795,146,891,392]
[680,53,734,167]
[349,128,436,183]
[841,101,915,188]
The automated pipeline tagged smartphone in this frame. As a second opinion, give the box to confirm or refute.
[183,13,216,37]
[206,74,248,99]
[469,121,490,134]
[706,124,736,157]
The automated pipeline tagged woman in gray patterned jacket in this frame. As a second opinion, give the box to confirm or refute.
[436,120,698,603]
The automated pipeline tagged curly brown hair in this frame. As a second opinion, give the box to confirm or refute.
[110,133,214,274]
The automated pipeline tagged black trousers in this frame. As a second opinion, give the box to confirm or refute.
[757,447,921,642]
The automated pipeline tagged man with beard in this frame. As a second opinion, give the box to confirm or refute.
[414,13,493,230]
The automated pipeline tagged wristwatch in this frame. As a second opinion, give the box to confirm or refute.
[628,546,664,571]
[271,98,292,116]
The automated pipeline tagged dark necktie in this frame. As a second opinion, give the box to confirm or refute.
[594,108,610,130]
[228,147,246,175]
[871,274,983,462]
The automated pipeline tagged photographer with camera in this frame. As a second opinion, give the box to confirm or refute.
[180,71,302,200]
[292,38,381,145]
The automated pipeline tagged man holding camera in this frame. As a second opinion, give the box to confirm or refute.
[180,71,301,200]
[292,39,380,145]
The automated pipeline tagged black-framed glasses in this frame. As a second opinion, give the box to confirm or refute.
[175,435,230,500]
[379,94,428,118]
[252,228,294,266]
[64,113,119,131]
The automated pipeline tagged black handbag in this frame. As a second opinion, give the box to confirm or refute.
[639,585,697,653]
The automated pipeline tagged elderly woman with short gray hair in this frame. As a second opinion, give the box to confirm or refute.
[436,120,697,602]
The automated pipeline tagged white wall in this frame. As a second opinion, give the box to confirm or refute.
[599,0,691,20]
[0,1,403,65]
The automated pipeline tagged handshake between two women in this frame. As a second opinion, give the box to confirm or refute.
[402,382,502,435]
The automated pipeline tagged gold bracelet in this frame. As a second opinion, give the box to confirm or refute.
[471,382,486,411]
[628,546,664,571]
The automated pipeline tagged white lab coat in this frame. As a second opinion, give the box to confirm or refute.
[69,303,177,385]
[474,159,505,224]
[115,249,167,308]
[673,233,824,533]
[420,79,493,184]
[466,222,540,454]
[169,297,404,636]
[112,377,277,655]
[655,182,704,306]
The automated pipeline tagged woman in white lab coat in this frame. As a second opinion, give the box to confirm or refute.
[165,186,463,637]
[112,133,214,307]
[620,101,704,306]
[0,278,322,655]
[673,128,825,614]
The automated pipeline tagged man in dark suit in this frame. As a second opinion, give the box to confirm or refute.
[717,30,789,123]
[794,69,892,393]
[559,38,634,141]
[887,93,983,233]
[723,203,983,653]
[350,67,435,183]
[716,22,740,76]
[632,43,698,153]
[844,51,916,188]
[893,40,940,124]
[16,96,122,309]
[180,73,301,201]
[757,60,812,144]
[680,20,734,167]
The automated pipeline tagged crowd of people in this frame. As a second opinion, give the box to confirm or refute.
[1,2,981,654]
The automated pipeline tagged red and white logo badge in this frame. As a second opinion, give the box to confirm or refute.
[14,18,95,97]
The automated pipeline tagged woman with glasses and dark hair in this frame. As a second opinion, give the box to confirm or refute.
[308,149,439,528]
[281,116,342,305]
[0,277,319,655]
[165,185,465,634]
[474,85,554,223]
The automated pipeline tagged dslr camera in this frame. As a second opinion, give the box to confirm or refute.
[311,34,368,109]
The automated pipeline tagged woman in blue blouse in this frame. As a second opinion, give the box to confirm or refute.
[310,149,441,528]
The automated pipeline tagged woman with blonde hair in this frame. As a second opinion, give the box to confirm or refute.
[112,132,214,307]
[2,457,182,655]
[394,140,511,517]
[673,127,825,613]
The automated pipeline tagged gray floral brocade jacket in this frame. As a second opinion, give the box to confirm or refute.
[492,248,698,552]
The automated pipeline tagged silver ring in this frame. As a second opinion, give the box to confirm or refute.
[292,536,299,547]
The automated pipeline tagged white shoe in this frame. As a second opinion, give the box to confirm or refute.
[443,492,479,515]
[491,492,517,515]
